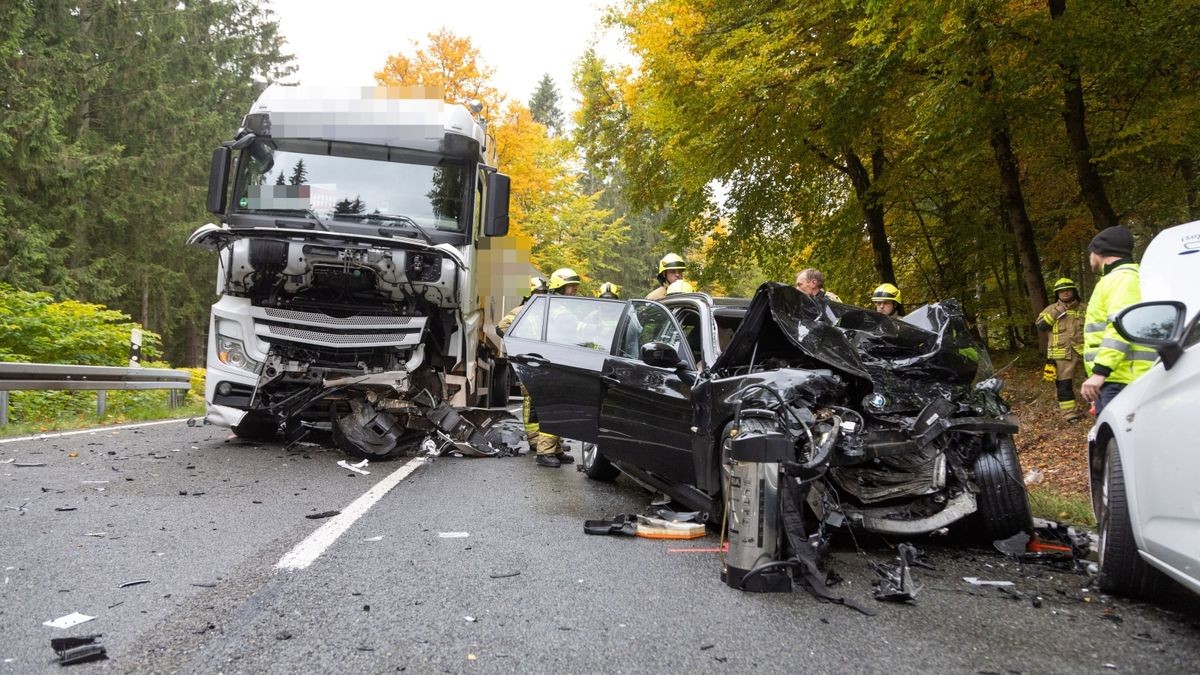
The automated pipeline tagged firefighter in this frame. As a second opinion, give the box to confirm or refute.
[795,268,841,302]
[647,253,687,300]
[527,267,585,467]
[666,279,695,295]
[1036,277,1087,421]
[496,275,546,337]
[1081,226,1156,415]
[871,283,904,317]
[597,282,621,299]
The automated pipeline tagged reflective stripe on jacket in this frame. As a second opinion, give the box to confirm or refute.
[1037,301,1086,359]
[1083,263,1156,384]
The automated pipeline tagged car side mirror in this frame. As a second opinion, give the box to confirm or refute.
[1114,300,1187,370]
[484,172,510,237]
[641,341,684,369]
[206,146,231,215]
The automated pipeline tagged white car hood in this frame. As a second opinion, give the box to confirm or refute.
[1140,219,1200,321]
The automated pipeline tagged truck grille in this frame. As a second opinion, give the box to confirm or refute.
[261,324,420,346]
[261,307,416,327]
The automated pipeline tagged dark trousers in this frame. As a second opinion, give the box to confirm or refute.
[1094,382,1127,417]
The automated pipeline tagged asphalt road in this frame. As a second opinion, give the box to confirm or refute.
[2,414,1198,673]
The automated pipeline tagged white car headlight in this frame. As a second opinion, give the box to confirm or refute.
[216,334,261,373]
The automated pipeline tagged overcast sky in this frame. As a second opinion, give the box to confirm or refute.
[268,0,630,113]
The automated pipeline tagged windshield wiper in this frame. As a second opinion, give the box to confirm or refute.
[333,213,434,244]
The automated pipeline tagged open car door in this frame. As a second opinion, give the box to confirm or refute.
[501,295,625,443]
[598,300,699,484]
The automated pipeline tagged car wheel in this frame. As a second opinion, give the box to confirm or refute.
[487,362,511,408]
[971,434,1033,540]
[581,442,620,481]
[231,412,279,442]
[1097,438,1166,598]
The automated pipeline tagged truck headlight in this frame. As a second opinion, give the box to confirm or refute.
[217,335,261,373]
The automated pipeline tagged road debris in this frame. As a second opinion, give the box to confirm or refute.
[50,635,107,666]
[305,511,340,520]
[54,507,77,512]
[963,577,1015,587]
[464,616,477,623]
[83,532,106,538]
[118,580,150,588]
[870,543,924,603]
[488,571,521,579]
[14,462,46,467]
[438,532,469,539]
[362,536,384,542]
[43,613,96,629]
[635,515,705,540]
[336,459,370,475]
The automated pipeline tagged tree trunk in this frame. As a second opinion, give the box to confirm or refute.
[1181,156,1199,220]
[186,318,199,368]
[1049,0,1119,231]
[990,126,1048,321]
[843,149,896,284]
[141,279,150,328]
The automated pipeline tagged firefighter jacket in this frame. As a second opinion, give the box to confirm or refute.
[1036,300,1086,359]
[1083,261,1157,384]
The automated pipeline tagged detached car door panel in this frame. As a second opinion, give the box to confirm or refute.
[599,300,698,484]
[502,295,625,443]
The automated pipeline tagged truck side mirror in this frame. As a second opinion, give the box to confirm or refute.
[484,172,510,237]
[207,146,231,215]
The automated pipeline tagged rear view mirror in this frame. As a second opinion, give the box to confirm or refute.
[641,341,681,369]
[1114,300,1188,370]
[484,172,510,237]
[206,146,231,215]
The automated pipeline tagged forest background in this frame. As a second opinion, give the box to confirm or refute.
[2,0,1198,371]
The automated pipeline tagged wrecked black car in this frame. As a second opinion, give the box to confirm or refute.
[502,283,1031,546]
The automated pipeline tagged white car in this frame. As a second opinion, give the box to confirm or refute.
[1089,219,1200,598]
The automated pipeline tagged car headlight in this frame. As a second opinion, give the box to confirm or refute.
[216,334,261,373]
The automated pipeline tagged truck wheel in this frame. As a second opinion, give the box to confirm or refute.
[488,362,511,408]
[1097,439,1166,598]
[581,442,619,481]
[333,398,404,460]
[971,434,1033,540]
[232,412,278,442]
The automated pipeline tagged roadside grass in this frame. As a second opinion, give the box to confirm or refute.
[0,392,205,439]
[1028,485,1097,528]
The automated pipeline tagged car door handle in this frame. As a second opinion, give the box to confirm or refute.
[512,354,549,367]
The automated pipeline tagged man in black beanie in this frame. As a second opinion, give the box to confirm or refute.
[1081,225,1156,414]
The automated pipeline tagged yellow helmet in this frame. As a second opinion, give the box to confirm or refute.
[527,276,547,297]
[1052,277,1077,293]
[657,253,686,275]
[666,279,695,295]
[548,268,582,291]
[597,282,621,299]
[871,283,902,304]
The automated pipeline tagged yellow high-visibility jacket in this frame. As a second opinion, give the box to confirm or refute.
[1083,262,1157,384]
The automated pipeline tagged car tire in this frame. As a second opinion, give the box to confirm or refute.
[581,442,620,482]
[972,434,1033,540]
[231,412,278,442]
[488,362,511,408]
[1097,438,1166,599]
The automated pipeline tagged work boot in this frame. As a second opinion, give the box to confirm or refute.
[556,452,575,464]
[536,454,561,468]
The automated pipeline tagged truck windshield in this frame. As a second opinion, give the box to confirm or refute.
[235,138,470,233]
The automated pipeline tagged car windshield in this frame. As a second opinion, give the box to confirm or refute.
[236,138,470,233]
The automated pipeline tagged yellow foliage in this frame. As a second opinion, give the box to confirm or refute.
[374,28,504,118]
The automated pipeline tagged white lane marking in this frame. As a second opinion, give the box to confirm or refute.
[0,418,187,445]
[275,457,425,571]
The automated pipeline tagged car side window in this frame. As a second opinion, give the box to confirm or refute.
[507,295,547,341]
[674,307,705,365]
[617,300,688,362]
[545,296,624,350]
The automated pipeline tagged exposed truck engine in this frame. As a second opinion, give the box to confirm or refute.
[189,85,516,458]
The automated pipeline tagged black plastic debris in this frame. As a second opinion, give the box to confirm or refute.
[50,635,107,666]
[306,510,340,520]
[584,514,638,536]
[870,543,924,603]
[118,579,150,588]
[994,519,1092,571]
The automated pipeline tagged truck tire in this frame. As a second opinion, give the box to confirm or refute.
[581,442,620,481]
[1097,439,1166,599]
[971,434,1033,540]
[232,412,279,442]
[488,362,511,408]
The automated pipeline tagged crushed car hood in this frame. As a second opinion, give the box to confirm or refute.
[711,283,991,413]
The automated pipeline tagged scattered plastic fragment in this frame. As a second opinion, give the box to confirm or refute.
[871,543,923,603]
[83,533,106,538]
[337,459,370,475]
[118,580,150,589]
[438,532,469,539]
[635,515,705,540]
[67,452,79,458]
[43,613,96,629]
[584,515,638,537]
[14,462,46,467]
[488,571,521,579]
[190,582,218,588]
[962,577,1014,587]
[1023,469,1044,485]
[50,635,106,665]
[55,508,77,512]
[0,458,14,464]
[80,481,109,484]
[464,616,477,622]
[305,511,340,520]
[362,536,384,542]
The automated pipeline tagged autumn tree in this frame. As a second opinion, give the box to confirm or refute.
[375,28,503,117]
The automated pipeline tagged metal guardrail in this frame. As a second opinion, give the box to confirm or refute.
[0,362,192,426]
